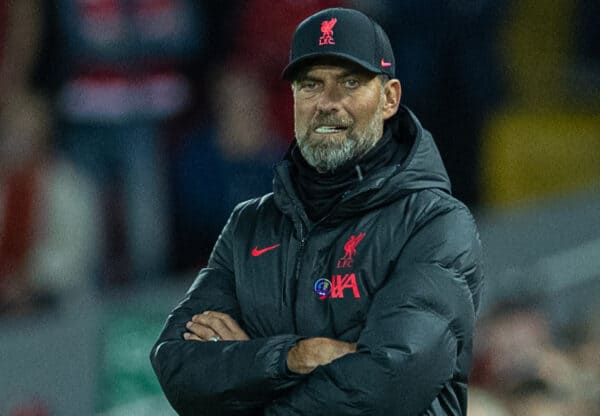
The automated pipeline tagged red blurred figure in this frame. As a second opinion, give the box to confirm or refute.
[10,399,50,416]
[222,0,345,142]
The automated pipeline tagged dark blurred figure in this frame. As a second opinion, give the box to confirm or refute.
[170,72,285,271]
[169,0,345,272]
[358,0,507,207]
[36,0,206,284]
[0,93,102,316]
[0,0,41,106]
[574,0,600,64]
[570,0,600,105]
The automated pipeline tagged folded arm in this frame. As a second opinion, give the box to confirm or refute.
[150,211,305,416]
[150,268,305,415]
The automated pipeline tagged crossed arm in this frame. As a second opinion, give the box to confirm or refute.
[184,311,356,374]
[165,268,467,416]
[156,263,474,415]
[151,204,482,415]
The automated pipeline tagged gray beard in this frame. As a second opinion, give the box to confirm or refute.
[295,97,385,173]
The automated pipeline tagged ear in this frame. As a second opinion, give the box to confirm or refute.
[382,79,401,121]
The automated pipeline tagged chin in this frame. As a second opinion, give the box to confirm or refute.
[309,131,348,145]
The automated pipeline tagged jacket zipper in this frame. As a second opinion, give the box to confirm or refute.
[291,222,307,333]
[294,222,306,280]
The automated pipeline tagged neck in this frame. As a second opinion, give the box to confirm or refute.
[289,123,398,220]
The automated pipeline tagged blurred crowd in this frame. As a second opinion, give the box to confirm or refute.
[469,298,600,415]
[1,1,598,415]
[2,0,508,291]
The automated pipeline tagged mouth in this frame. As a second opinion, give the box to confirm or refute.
[314,125,348,134]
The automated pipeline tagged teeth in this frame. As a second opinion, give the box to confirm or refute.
[315,126,343,133]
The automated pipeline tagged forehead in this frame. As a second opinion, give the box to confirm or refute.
[293,57,376,80]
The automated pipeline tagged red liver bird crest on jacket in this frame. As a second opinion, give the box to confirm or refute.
[337,232,366,268]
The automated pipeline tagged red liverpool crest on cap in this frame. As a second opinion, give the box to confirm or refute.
[319,18,337,46]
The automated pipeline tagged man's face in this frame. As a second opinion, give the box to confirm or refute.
[292,62,396,172]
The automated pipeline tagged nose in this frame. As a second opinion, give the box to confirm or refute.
[316,83,342,113]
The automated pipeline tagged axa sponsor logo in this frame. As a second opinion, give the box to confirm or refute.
[314,273,361,300]
[337,232,366,268]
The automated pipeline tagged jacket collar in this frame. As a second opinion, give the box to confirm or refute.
[273,105,451,224]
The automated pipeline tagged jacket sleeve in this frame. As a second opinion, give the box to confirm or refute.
[150,207,305,416]
[264,203,484,416]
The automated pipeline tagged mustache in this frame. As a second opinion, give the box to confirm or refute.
[310,112,353,129]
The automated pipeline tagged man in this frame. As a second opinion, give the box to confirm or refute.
[151,7,483,415]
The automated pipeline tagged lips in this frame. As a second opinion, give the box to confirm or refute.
[314,125,348,134]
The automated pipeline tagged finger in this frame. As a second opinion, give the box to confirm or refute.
[193,311,237,328]
[183,332,203,341]
[193,314,236,340]
[186,321,218,340]
[193,312,249,341]
[193,312,234,334]
[195,311,249,337]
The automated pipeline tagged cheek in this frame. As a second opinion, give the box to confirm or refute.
[294,101,314,125]
[350,103,378,128]
[345,86,380,114]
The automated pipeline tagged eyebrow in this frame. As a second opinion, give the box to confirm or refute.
[299,69,363,82]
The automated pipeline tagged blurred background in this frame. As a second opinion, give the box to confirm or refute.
[0,0,598,415]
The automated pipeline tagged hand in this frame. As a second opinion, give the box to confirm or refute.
[184,311,250,342]
[287,337,356,374]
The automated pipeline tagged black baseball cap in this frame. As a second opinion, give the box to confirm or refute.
[282,8,396,80]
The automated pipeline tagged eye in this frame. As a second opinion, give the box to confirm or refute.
[343,78,360,89]
[298,80,318,91]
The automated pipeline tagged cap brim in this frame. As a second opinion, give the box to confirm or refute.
[282,52,383,80]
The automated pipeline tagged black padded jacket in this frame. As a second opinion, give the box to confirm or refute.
[150,106,484,415]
